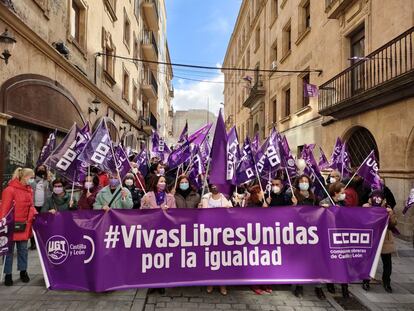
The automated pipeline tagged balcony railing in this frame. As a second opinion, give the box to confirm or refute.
[319,26,414,117]
[243,69,266,109]
[143,69,158,95]
[143,30,158,56]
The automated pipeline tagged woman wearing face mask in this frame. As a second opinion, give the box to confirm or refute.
[291,175,325,300]
[29,165,51,249]
[141,175,176,209]
[362,190,396,293]
[146,162,164,190]
[94,174,133,210]
[201,184,232,295]
[42,179,76,213]
[0,168,37,286]
[319,182,350,299]
[77,175,101,210]
[123,173,144,209]
[265,177,291,207]
[174,175,200,208]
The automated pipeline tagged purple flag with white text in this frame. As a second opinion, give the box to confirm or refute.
[255,129,281,175]
[236,137,256,184]
[134,150,149,177]
[0,206,14,256]
[226,127,241,185]
[304,82,319,97]
[37,130,57,166]
[33,207,389,292]
[251,133,260,154]
[167,140,191,170]
[188,123,213,145]
[357,150,381,190]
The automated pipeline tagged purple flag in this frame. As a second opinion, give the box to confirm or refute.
[187,146,205,189]
[37,130,57,166]
[167,140,191,170]
[251,133,260,154]
[302,147,326,199]
[109,145,132,180]
[33,207,389,292]
[304,82,319,97]
[330,138,343,166]
[0,206,14,256]
[236,137,256,184]
[199,139,210,163]
[77,119,117,175]
[134,150,149,177]
[151,131,170,163]
[226,127,241,185]
[178,121,188,144]
[357,150,381,190]
[44,123,90,182]
[330,141,352,178]
[403,189,414,215]
[209,110,231,195]
[278,134,297,179]
[188,123,213,145]
[318,147,330,170]
[255,129,281,175]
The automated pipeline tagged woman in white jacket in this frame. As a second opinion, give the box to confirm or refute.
[200,184,232,295]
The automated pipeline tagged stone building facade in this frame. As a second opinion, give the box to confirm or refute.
[0,0,173,188]
[222,0,414,239]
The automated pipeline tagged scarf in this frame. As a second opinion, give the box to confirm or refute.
[155,191,166,207]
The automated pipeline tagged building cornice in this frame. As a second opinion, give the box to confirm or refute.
[0,4,140,128]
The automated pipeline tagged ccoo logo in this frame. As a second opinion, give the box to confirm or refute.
[46,235,69,265]
[328,229,373,249]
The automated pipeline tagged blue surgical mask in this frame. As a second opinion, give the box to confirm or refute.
[299,182,309,191]
[179,182,189,191]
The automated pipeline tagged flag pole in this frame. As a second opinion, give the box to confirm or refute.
[104,119,123,187]
[69,171,76,208]
[344,153,370,189]
[173,164,182,191]
[1,255,6,283]
[201,157,211,198]
[285,167,296,200]
[308,164,335,206]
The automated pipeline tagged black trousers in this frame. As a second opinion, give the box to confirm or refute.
[381,253,392,286]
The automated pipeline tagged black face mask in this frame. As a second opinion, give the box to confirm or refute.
[37,171,46,178]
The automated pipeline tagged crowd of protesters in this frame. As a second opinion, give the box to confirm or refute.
[0,156,399,299]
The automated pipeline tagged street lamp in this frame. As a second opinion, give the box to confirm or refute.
[0,28,16,65]
[88,97,101,115]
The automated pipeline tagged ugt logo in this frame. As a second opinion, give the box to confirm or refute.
[46,235,69,265]
[328,229,373,249]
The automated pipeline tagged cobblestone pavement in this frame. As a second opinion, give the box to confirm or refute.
[1,238,413,311]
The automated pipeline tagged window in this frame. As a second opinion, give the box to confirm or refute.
[304,1,311,29]
[284,88,291,117]
[133,34,139,66]
[102,28,116,86]
[132,83,138,112]
[104,0,117,21]
[272,97,277,124]
[122,67,130,103]
[271,0,278,22]
[302,73,310,108]
[255,26,261,51]
[347,126,379,167]
[271,40,278,62]
[282,21,291,58]
[134,0,140,19]
[70,1,80,42]
[350,26,365,93]
[124,10,131,49]
[69,0,87,50]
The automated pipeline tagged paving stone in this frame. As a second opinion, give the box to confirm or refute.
[232,303,247,309]
[217,303,232,309]
[276,307,294,311]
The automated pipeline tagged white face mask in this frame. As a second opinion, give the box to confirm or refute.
[299,183,309,191]
[84,181,93,189]
[125,179,134,187]
[338,193,346,201]
[329,177,337,184]
[272,186,281,194]
[132,167,138,175]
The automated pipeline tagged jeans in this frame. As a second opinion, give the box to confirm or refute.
[381,253,392,286]
[3,241,28,274]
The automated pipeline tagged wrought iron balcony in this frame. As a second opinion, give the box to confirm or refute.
[141,69,158,100]
[142,30,158,62]
[243,70,266,109]
[318,26,414,119]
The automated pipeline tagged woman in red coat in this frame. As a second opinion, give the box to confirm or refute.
[0,168,37,286]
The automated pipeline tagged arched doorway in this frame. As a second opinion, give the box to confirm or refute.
[344,126,379,168]
[0,74,85,189]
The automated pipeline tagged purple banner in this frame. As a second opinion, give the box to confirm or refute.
[33,207,388,292]
[0,207,14,256]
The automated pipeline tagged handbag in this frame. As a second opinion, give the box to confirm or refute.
[14,203,30,233]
